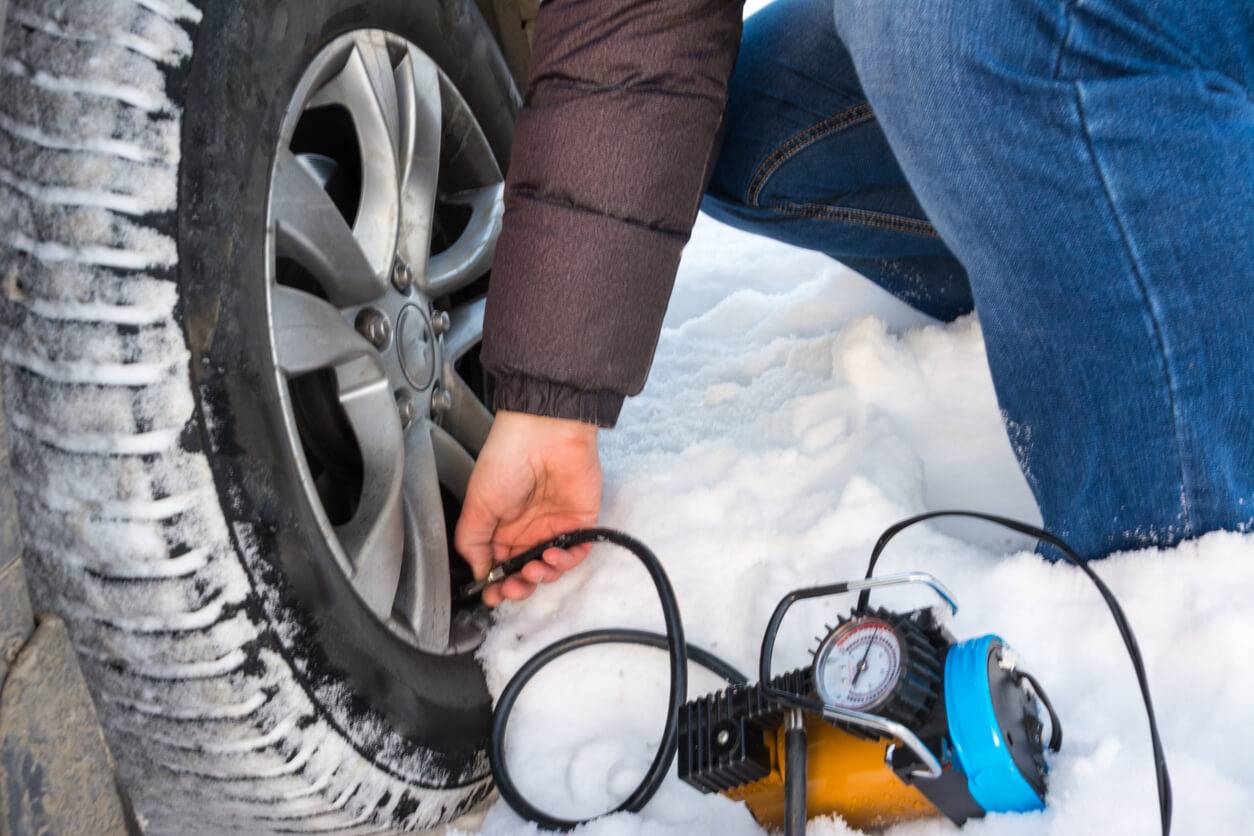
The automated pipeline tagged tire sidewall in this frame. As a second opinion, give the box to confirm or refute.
[177,0,516,785]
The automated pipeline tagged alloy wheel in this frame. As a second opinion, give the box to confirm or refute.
[265,29,501,655]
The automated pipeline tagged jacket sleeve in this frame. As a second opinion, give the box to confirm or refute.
[481,0,744,427]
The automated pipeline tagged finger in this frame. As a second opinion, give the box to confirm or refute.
[481,576,534,606]
[521,559,561,584]
[482,583,504,608]
[567,543,593,566]
[541,547,580,572]
[500,576,537,601]
[454,497,498,580]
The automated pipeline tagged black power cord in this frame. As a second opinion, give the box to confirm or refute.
[1014,669,1064,753]
[488,516,1172,836]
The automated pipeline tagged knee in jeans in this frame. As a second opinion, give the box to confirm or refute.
[837,1,946,64]
[835,0,1011,110]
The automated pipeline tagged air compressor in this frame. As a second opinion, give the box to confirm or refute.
[678,578,1058,831]
[473,511,1171,835]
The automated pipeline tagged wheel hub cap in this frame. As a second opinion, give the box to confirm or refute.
[397,305,436,390]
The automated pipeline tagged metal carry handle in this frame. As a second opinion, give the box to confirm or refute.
[834,570,959,615]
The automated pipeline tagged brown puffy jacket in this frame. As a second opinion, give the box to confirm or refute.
[481,0,744,427]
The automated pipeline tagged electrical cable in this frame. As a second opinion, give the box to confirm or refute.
[1014,669,1063,753]
[758,580,860,715]
[487,528,746,832]
[852,510,1170,836]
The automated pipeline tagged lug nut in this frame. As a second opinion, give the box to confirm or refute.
[355,308,391,349]
[392,258,414,294]
[431,309,451,335]
[396,390,418,429]
[431,386,453,414]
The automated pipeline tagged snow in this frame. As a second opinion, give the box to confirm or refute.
[743,0,779,18]
[465,213,1254,835]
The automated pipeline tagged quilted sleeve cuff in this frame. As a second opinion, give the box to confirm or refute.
[491,373,625,428]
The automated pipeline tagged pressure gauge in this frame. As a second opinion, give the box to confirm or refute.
[812,609,943,727]
[814,616,903,710]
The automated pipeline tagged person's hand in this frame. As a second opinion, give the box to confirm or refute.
[455,410,602,606]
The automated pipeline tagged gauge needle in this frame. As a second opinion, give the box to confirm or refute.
[851,638,874,686]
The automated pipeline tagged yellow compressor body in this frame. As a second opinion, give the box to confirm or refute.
[726,717,937,831]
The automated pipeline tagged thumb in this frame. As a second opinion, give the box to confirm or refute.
[454,493,499,581]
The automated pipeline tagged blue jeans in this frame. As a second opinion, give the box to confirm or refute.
[703,0,1254,559]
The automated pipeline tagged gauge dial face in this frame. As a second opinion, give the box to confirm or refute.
[814,618,903,711]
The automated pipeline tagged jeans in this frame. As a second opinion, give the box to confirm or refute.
[702,0,1254,559]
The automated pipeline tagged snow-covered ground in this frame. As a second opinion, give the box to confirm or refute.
[464,214,1254,835]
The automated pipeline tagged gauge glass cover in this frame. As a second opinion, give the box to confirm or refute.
[814,618,903,711]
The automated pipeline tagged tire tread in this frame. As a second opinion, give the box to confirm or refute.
[0,2,490,832]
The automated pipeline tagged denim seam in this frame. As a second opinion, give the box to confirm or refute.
[1051,0,1082,80]
[1071,81,1196,538]
[746,102,875,207]
[772,201,940,238]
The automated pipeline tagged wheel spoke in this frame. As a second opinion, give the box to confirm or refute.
[272,150,386,306]
[395,420,451,651]
[422,183,504,297]
[332,356,406,622]
[307,41,400,281]
[443,296,485,362]
[351,31,402,153]
[431,423,475,501]
[395,46,443,270]
[440,371,493,456]
[270,285,376,375]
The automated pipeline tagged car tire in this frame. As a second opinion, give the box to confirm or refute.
[0,0,517,832]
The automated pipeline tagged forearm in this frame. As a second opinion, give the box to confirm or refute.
[482,0,743,427]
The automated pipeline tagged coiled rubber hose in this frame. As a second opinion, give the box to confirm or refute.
[487,528,746,832]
